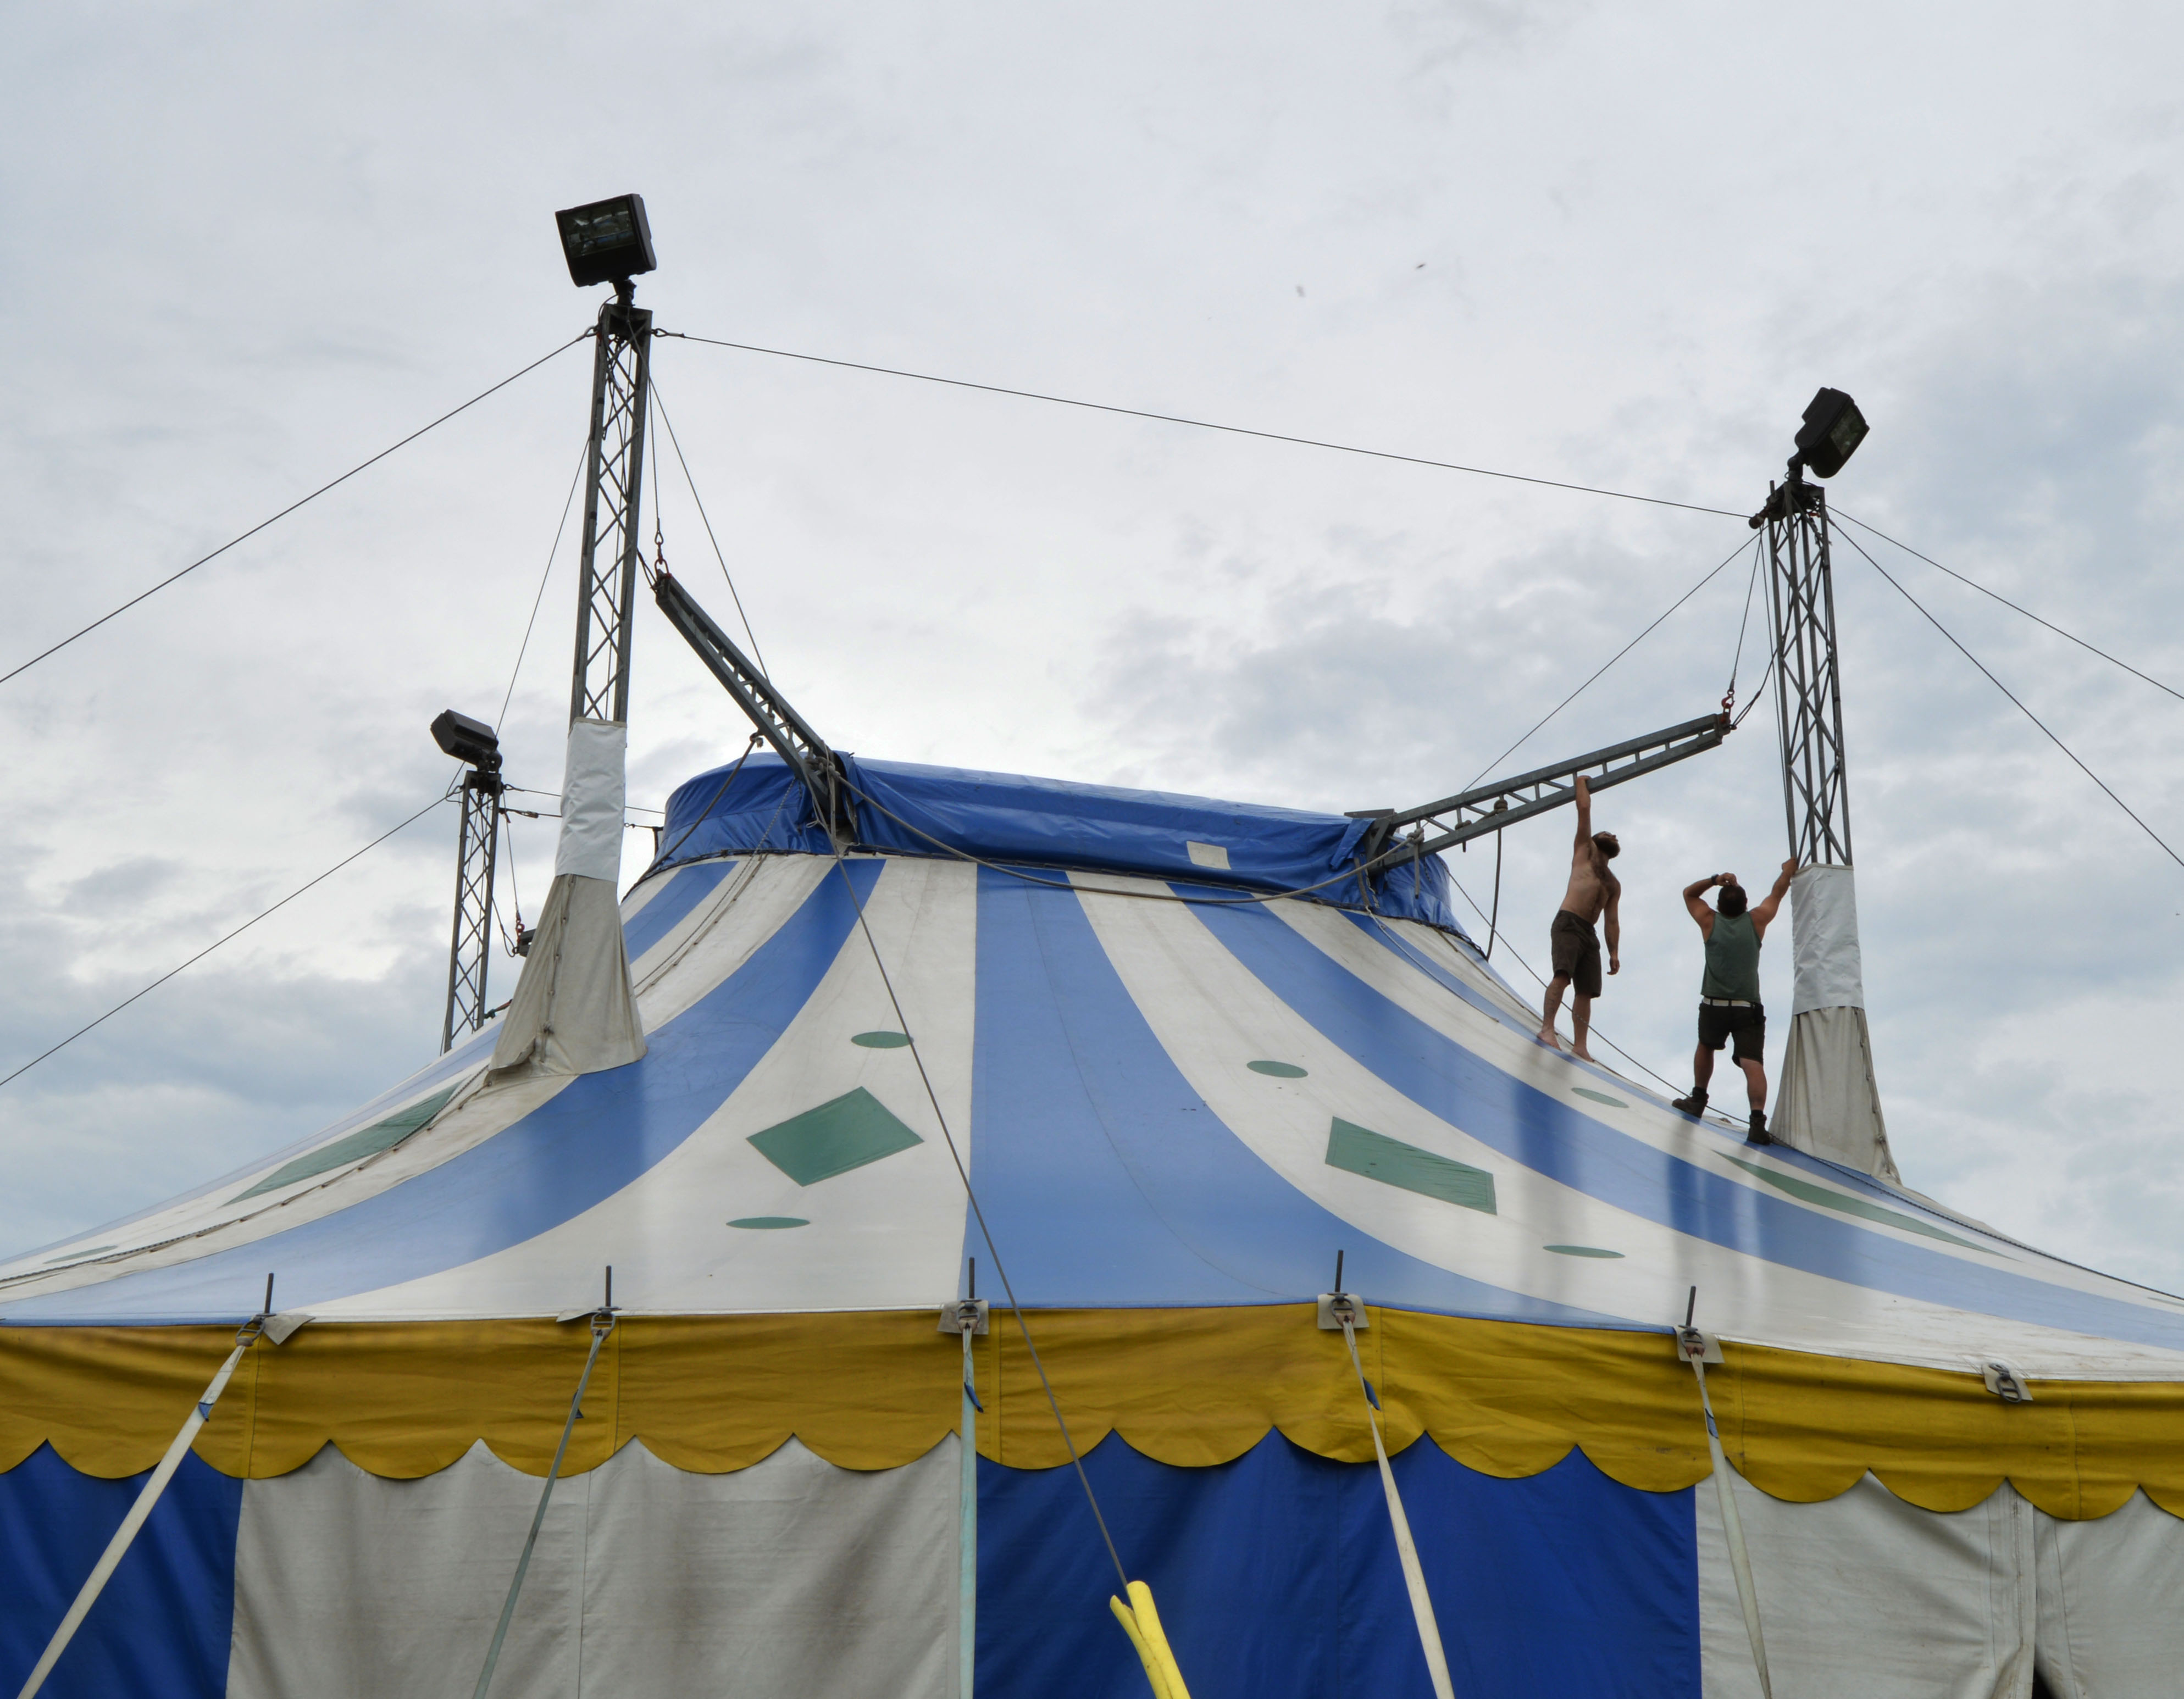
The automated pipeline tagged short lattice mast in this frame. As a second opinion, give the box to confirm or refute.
[430,710,507,1053]
[442,768,504,1050]
[1758,391,1898,1179]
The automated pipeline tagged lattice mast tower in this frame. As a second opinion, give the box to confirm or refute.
[476,197,661,1082]
[1758,389,1897,1179]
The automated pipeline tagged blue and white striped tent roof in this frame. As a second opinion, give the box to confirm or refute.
[6,753,2180,1380]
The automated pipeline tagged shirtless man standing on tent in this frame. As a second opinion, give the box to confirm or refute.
[1671,860,1797,1144]
[1537,773,1618,1061]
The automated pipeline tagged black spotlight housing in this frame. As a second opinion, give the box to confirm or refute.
[554,193,657,288]
[431,709,502,772]
[1793,387,1869,480]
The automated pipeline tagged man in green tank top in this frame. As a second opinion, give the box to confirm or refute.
[1670,859,1796,1143]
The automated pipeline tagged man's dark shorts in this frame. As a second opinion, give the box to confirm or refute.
[1550,910,1603,998]
[1698,1002,1765,1063]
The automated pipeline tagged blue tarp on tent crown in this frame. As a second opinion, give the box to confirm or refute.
[653,751,1464,929]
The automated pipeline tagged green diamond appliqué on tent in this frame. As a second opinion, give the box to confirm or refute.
[748,1087,924,1186]
[1324,1118,1496,1214]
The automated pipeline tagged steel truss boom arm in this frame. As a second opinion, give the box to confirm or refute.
[1359,712,1731,864]
[652,571,855,840]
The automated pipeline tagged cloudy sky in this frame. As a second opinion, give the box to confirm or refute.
[7,4,2184,1289]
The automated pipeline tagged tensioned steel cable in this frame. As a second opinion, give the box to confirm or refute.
[649,378,773,678]
[818,841,1134,1591]
[1835,508,2184,710]
[1462,534,1762,789]
[1,334,591,689]
[1725,538,1766,702]
[657,331,1747,520]
[0,794,451,1092]
[647,734,763,874]
[496,431,593,730]
[1837,527,2184,874]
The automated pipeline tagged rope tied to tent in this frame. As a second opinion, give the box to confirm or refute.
[16,1280,306,1699]
[1678,1289,1774,1699]
[1326,1282,1456,1699]
[472,1276,617,1699]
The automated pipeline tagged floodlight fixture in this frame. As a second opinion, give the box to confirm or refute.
[555,194,657,289]
[431,708,502,773]
[1791,387,1869,480]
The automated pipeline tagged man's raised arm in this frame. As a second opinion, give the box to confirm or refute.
[1751,859,1798,936]
[1573,773,1592,852]
[1682,874,1721,932]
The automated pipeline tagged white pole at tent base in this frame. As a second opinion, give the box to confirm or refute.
[1331,1301,1455,1699]
[15,1333,256,1699]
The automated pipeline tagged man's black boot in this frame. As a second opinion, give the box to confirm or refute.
[1670,1090,1707,1117]
[1747,1110,1772,1145]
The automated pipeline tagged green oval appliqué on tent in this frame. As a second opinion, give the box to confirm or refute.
[1544,1244,1623,1258]
[728,1217,810,1230]
[1572,1088,1627,1108]
[851,1031,912,1049]
[1248,1061,1308,1078]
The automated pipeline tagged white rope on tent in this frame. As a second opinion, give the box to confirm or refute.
[16,1299,308,1699]
[472,1294,616,1699]
[1329,1293,1456,1699]
[1679,1292,1773,1699]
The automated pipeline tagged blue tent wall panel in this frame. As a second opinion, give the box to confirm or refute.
[0,1444,242,1699]
[977,1431,1698,1698]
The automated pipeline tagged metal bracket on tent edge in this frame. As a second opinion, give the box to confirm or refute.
[259,1312,313,1346]
[1675,1326,1723,1364]
[939,1298,989,1335]
[1981,1360,2033,1403]
[1317,1292,1370,1330]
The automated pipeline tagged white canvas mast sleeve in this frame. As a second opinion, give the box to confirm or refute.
[489,719,646,1080]
[1773,865,1897,1181]
[553,719,628,881]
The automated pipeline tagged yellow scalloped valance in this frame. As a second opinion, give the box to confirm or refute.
[2,1306,2177,1520]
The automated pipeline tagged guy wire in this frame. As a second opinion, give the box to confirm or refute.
[819,838,1133,1592]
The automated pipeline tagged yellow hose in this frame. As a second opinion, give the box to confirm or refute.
[1108,1580,1194,1699]
[1108,1595,1173,1699]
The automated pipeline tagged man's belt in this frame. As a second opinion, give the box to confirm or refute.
[1701,997,1758,1008]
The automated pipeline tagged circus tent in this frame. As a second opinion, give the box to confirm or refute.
[4,751,2184,1698]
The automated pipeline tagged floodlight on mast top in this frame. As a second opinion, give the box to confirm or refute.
[555,193,657,292]
[430,708,502,773]
[1790,386,1868,481]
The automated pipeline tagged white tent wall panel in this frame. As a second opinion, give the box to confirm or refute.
[225,1437,956,1698]
[2035,1492,2184,1699]
[227,1439,587,1698]
[1697,1472,2184,1698]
